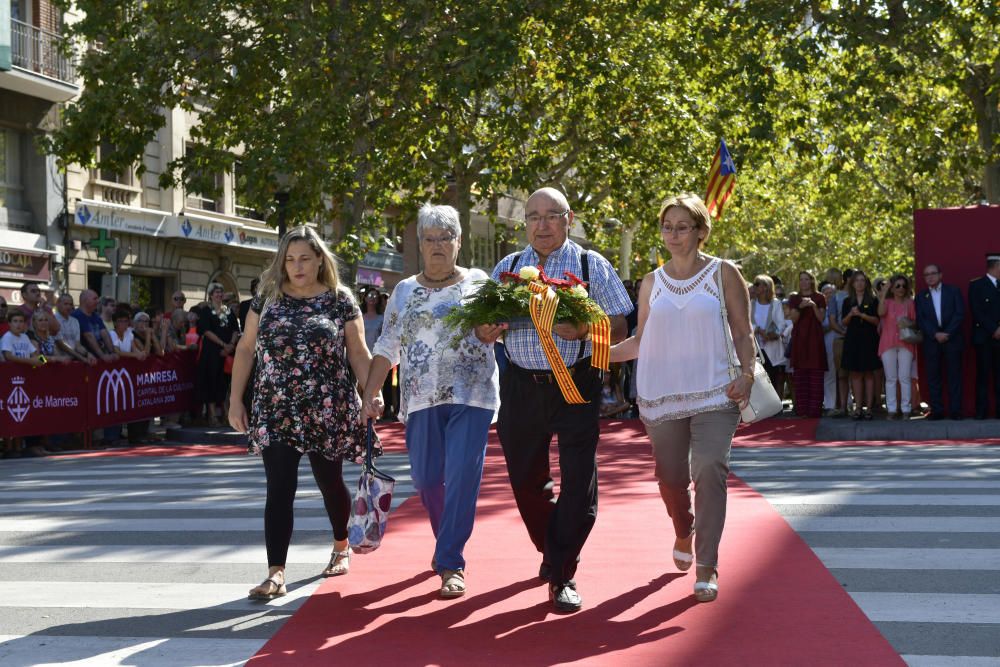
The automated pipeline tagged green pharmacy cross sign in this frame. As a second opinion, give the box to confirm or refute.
[88,229,116,254]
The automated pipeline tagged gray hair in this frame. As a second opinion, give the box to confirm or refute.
[417,203,461,241]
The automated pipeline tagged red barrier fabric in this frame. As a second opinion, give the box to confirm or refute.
[0,351,196,437]
[913,205,1000,417]
[0,361,90,438]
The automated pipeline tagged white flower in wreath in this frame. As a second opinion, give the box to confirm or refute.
[215,305,231,328]
[570,284,588,298]
[519,266,541,281]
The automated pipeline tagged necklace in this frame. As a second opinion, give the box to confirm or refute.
[422,269,458,284]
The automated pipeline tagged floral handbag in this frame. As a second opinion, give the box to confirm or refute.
[347,420,396,554]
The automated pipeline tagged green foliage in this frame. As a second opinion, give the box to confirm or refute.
[46,0,996,282]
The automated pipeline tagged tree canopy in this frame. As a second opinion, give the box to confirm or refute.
[49,0,998,283]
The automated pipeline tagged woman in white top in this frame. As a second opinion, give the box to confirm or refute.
[610,193,754,603]
[751,275,788,397]
[109,308,146,360]
[362,204,499,600]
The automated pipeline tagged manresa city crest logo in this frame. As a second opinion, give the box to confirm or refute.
[6,376,31,423]
[96,368,135,415]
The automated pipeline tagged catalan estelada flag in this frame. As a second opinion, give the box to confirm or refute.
[705,139,737,219]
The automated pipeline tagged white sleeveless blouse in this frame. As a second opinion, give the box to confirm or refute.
[637,258,737,425]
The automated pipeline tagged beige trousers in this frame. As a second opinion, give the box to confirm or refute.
[644,405,740,569]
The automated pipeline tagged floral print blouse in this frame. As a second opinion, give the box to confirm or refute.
[248,289,380,462]
[372,269,499,424]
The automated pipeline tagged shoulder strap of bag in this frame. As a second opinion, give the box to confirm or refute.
[715,259,740,380]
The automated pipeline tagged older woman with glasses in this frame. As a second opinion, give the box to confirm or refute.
[362,203,499,600]
[877,274,917,419]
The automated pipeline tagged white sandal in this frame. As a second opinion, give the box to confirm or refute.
[694,566,718,602]
[672,532,694,572]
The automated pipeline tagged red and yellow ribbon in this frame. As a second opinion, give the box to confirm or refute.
[526,281,612,404]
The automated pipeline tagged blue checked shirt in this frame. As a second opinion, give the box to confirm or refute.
[492,240,633,370]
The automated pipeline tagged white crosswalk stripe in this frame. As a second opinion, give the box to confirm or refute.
[0,450,415,666]
[734,444,1000,666]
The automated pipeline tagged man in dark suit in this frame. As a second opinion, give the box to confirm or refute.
[968,257,1000,419]
[915,264,965,420]
[238,278,260,333]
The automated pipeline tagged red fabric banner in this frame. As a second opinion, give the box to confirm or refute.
[86,352,197,430]
[1,351,197,437]
[0,361,90,438]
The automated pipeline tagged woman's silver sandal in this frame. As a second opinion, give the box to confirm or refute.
[323,547,352,577]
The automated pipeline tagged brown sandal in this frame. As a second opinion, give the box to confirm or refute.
[248,576,286,600]
[439,569,466,598]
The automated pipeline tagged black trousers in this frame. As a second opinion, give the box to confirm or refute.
[923,339,964,417]
[262,443,351,566]
[497,360,603,586]
[974,339,1000,418]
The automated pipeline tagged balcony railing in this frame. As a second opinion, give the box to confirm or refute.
[10,18,77,85]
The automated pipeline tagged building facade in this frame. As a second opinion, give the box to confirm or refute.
[0,0,76,305]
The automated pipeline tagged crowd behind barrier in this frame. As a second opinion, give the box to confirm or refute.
[2,257,999,453]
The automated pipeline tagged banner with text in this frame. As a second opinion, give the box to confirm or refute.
[1,351,196,437]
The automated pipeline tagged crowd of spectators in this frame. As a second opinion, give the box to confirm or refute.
[1,280,252,458]
[4,255,998,456]
[606,258,1000,423]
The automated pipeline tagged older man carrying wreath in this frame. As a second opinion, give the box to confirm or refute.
[476,187,631,613]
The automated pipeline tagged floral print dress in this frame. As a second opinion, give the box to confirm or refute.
[248,289,380,462]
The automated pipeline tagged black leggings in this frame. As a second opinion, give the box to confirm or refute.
[262,443,352,567]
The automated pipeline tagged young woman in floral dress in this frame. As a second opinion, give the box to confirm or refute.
[228,226,381,600]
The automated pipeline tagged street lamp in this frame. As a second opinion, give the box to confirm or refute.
[274,173,291,237]
[275,191,290,238]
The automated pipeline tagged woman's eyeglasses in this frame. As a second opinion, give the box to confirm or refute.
[893,283,907,289]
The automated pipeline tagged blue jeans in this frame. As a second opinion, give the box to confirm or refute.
[405,404,492,572]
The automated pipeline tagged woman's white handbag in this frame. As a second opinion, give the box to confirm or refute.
[717,262,783,423]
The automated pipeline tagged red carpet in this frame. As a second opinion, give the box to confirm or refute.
[249,425,902,666]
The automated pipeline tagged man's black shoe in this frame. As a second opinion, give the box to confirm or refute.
[926,413,945,421]
[549,583,582,613]
[950,415,963,421]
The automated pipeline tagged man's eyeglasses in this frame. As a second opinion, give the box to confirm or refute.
[173,296,187,302]
[923,270,940,277]
[661,224,695,235]
[525,210,569,226]
[421,234,457,246]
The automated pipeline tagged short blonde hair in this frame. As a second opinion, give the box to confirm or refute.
[658,193,712,246]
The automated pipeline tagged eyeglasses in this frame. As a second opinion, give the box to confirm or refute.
[421,234,457,246]
[893,283,907,289]
[661,224,695,235]
[923,270,939,276]
[173,296,186,302]
[525,210,569,226]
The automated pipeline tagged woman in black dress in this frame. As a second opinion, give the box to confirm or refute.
[195,283,239,426]
[841,270,881,419]
[228,226,381,601]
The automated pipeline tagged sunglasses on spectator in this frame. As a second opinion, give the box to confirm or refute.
[893,283,907,289]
